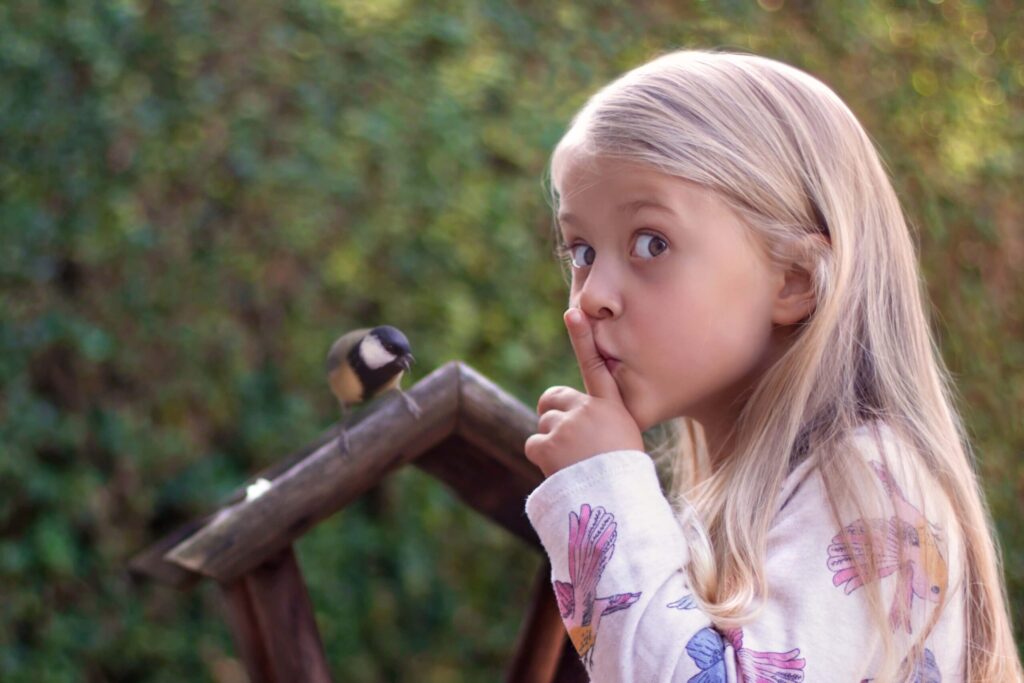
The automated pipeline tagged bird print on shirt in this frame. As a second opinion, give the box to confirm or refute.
[722,628,806,682]
[553,503,642,670]
[668,593,698,610]
[685,628,728,683]
[682,626,806,683]
[826,460,947,633]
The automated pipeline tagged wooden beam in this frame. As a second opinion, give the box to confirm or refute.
[551,638,590,683]
[245,546,332,683]
[504,559,568,683]
[413,434,541,549]
[220,578,274,683]
[130,427,343,587]
[455,363,541,487]
[128,514,208,588]
[165,362,461,583]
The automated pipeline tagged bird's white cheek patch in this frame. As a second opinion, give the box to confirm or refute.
[360,334,395,370]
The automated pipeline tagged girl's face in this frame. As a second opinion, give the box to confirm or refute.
[557,154,787,434]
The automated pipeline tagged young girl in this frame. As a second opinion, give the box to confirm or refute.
[523,49,1022,682]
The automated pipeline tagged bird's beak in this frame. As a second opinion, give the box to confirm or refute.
[398,354,414,371]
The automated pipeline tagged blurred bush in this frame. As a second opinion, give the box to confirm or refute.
[1,0,1020,680]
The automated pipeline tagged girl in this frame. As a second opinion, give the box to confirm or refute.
[523,49,1022,682]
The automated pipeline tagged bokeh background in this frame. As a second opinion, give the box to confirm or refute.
[1,0,1021,680]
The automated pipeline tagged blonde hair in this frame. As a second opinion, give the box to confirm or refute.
[545,48,1022,681]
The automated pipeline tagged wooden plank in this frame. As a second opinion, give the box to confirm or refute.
[504,560,568,683]
[220,578,274,683]
[551,637,590,683]
[130,394,379,586]
[128,515,209,588]
[246,546,332,683]
[164,362,461,582]
[455,363,542,486]
[413,435,541,549]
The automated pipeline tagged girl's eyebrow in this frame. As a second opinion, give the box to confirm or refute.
[557,198,677,229]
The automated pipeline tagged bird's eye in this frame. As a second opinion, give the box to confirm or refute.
[635,233,668,259]
[568,244,595,268]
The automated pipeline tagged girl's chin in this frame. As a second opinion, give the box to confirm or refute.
[624,395,678,433]
[629,408,658,434]
[634,406,686,434]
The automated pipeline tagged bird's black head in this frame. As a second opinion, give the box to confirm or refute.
[348,326,415,400]
[369,326,413,367]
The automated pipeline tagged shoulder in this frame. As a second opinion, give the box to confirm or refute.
[771,420,964,596]
[777,421,956,528]
[771,420,965,619]
[845,421,959,536]
[763,421,967,679]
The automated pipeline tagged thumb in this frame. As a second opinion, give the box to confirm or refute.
[564,308,623,402]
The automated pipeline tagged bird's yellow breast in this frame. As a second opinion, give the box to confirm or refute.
[329,362,364,405]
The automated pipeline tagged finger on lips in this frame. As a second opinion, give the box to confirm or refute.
[564,307,621,401]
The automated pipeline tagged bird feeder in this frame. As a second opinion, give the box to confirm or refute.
[129,361,588,683]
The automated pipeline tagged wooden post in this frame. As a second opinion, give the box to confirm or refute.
[551,636,590,683]
[505,560,570,683]
[220,578,274,683]
[221,545,333,683]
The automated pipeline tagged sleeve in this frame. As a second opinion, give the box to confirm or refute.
[523,442,965,683]
[525,449,734,683]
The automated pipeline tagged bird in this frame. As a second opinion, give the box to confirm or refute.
[325,325,421,456]
[826,459,948,634]
[553,503,641,671]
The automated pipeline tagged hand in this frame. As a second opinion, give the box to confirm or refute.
[525,308,644,477]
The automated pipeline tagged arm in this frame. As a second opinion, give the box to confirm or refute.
[526,449,732,682]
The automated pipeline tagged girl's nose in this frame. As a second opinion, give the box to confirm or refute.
[576,263,622,320]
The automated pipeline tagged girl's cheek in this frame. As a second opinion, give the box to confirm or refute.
[623,391,653,433]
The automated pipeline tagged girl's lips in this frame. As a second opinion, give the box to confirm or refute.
[595,339,621,372]
[596,345,620,372]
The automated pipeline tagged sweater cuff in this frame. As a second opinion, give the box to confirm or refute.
[524,450,690,573]
[524,450,654,521]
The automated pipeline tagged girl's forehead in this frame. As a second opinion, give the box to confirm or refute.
[556,157,675,203]
[555,157,706,214]
[557,153,645,183]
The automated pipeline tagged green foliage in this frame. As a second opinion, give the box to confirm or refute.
[1,0,1021,679]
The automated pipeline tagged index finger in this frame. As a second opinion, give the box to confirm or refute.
[564,308,623,402]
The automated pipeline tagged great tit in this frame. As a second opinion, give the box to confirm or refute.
[325,325,421,456]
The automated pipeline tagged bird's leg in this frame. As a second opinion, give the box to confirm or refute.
[335,424,351,457]
[396,388,422,419]
[334,404,351,457]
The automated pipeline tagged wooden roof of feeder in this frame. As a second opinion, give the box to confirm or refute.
[130,361,588,683]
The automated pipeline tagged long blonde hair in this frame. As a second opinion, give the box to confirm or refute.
[545,49,1021,681]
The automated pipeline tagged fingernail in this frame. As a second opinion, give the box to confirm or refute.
[566,309,581,325]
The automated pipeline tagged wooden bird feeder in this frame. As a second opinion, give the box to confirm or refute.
[129,361,587,683]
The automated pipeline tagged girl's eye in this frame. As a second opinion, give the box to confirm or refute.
[635,233,668,259]
[568,244,595,268]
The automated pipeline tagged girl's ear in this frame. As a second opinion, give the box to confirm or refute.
[771,261,816,326]
[771,233,827,326]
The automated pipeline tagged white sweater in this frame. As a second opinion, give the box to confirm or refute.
[524,423,966,682]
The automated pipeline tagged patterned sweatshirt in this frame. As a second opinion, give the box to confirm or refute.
[524,423,966,682]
